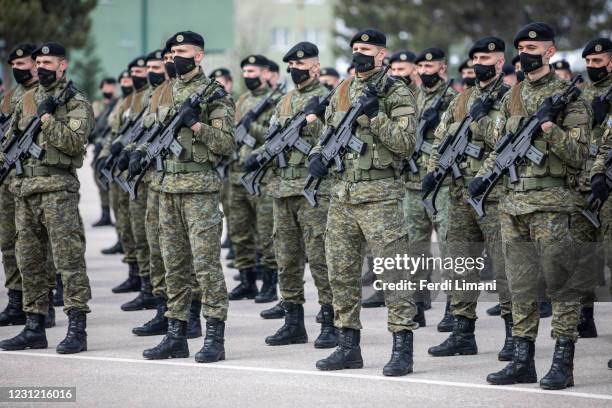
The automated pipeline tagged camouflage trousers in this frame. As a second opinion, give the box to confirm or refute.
[500,210,580,342]
[446,190,510,319]
[273,195,332,305]
[221,180,231,226]
[145,187,165,298]
[228,183,276,270]
[110,184,136,264]
[15,190,90,315]
[159,191,227,322]
[129,182,150,278]
[96,178,110,208]
[326,195,417,332]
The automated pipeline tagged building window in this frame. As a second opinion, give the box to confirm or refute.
[303,28,320,46]
[271,27,290,49]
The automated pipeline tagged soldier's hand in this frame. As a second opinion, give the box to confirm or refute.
[421,172,437,193]
[359,90,379,119]
[308,154,328,178]
[242,154,260,172]
[421,107,440,129]
[536,97,563,125]
[241,112,256,130]
[110,141,124,156]
[591,173,610,201]
[304,96,327,118]
[469,98,494,121]
[128,150,144,177]
[116,150,130,171]
[468,176,488,197]
[37,96,59,117]
[592,96,610,127]
[181,105,201,128]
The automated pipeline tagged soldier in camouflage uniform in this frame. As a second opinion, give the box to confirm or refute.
[389,50,419,95]
[469,23,591,390]
[319,67,341,91]
[227,54,279,303]
[142,31,234,362]
[458,59,476,89]
[243,42,336,349]
[308,29,419,376]
[423,37,512,360]
[0,44,57,329]
[0,42,93,354]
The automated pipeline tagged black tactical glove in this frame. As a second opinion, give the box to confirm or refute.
[421,107,440,129]
[110,141,124,156]
[128,150,144,178]
[591,96,610,127]
[590,173,610,202]
[242,154,260,172]
[116,150,130,171]
[304,96,327,117]
[241,112,256,130]
[37,96,59,117]
[468,176,488,197]
[308,154,328,178]
[359,87,379,119]
[421,172,437,193]
[469,97,494,121]
[181,105,201,128]
[536,96,564,124]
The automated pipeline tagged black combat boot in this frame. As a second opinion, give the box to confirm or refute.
[413,302,426,327]
[498,314,514,361]
[539,301,552,318]
[132,298,168,336]
[254,267,278,303]
[540,337,575,390]
[121,275,157,311]
[92,205,113,227]
[195,318,226,363]
[383,330,414,376]
[143,319,189,360]
[56,310,87,354]
[437,299,454,332]
[314,304,337,348]
[52,274,64,307]
[361,290,385,308]
[316,328,363,370]
[187,300,202,339]
[101,240,123,255]
[0,313,47,350]
[577,306,597,338]
[45,291,55,329]
[265,302,308,346]
[428,316,477,357]
[486,303,501,316]
[0,289,26,326]
[260,301,285,319]
[228,268,258,300]
[316,307,323,323]
[112,262,140,293]
[486,337,537,385]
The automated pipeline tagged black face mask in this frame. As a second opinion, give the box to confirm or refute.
[587,66,609,83]
[519,52,544,73]
[290,67,310,85]
[37,67,57,87]
[12,68,33,85]
[463,77,476,87]
[352,52,376,73]
[244,76,262,91]
[323,83,334,91]
[165,62,177,79]
[516,70,525,82]
[173,56,196,76]
[148,71,165,87]
[131,75,148,90]
[121,86,133,97]
[473,64,496,82]
[420,72,441,88]
[102,92,114,100]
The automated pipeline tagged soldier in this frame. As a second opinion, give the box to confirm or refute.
[458,59,476,89]
[319,67,340,90]
[423,37,512,360]
[553,60,572,81]
[142,31,234,362]
[469,23,591,390]
[266,59,281,89]
[347,63,355,77]
[226,54,279,303]
[209,68,233,95]
[512,55,525,83]
[243,41,336,348]
[308,28,419,376]
[502,62,518,87]
[389,50,419,93]
[0,42,93,354]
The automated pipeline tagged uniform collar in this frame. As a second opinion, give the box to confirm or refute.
[526,66,555,88]
[180,66,203,84]
[297,78,321,93]
[250,84,269,97]
[40,76,67,95]
[593,72,612,88]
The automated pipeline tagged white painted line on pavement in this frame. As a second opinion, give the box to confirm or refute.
[2,350,612,401]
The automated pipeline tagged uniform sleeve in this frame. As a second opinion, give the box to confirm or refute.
[308,95,337,159]
[194,93,236,156]
[591,115,612,176]
[426,94,459,172]
[250,107,273,143]
[475,94,511,177]
[41,98,92,157]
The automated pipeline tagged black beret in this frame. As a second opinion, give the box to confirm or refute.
[458,58,474,73]
[32,42,66,59]
[146,49,164,62]
[415,47,445,64]
[582,38,612,58]
[320,67,340,77]
[511,55,520,66]
[99,77,117,88]
[389,50,416,64]
[240,54,269,68]
[8,43,36,63]
[350,28,386,47]
[553,59,571,71]
[166,31,205,49]
[209,67,232,80]
[513,22,555,48]
[282,41,319,62]
[468,36,505,59]
[128,56,147,71]
[502,63,515,75]
[267,60,279,72]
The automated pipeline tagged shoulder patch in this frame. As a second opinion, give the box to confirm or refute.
[211,118,223,129]
[69,118,81,131]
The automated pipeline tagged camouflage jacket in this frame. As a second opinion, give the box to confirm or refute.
[309,67,418,205]
[584,73,612,180]
[8,77,93,196]
[160,68,235,194]
[591,113,612,177]
[428,75,508,201]
[476,69,591,215]
[99,93,135,159]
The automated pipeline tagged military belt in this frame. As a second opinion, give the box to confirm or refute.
[503,176,566,192]
[22,166,73,177]
[164,161,212,173]
[280,166,309,180]
[337,167,395,182]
